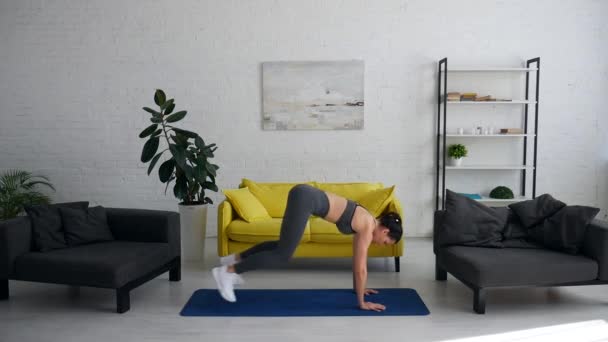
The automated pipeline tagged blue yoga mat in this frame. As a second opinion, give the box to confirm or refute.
[180,288,429,316]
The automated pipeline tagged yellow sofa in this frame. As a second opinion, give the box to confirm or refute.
[217,180,404,271]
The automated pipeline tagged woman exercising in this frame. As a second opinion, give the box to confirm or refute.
[212,183,403,312]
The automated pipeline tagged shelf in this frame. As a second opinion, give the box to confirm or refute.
[442,67,538,72]
[440,195,531,203]
[447,100,536,104]
[445,165,534,170]
[442,134,534,138]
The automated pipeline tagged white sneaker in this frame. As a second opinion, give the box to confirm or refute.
[212,266,238,302]
[219,254,238,266]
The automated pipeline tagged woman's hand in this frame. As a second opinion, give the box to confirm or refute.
[364,288,379,295]
[359,301,386,312]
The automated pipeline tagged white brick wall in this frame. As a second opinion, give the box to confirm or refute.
[1,0,607,237]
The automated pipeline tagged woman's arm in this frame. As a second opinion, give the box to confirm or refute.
[352,232,385,311]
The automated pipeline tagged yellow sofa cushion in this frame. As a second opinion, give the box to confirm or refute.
[309,217,353,243]
[227,218,311,243]
[314,182,384,201]
[357,185,396,217]
[241,178,315,218]
[222,187,271,223]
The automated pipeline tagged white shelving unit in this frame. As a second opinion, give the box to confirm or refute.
[442,134,535,138]
[444,67,538,72]
[445,165,534,170]
[436,57,540,209]
[447,100,536,105]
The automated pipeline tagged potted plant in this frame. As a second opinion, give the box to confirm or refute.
[139,89,220,261]
[447,144,468,167]
[0,169,54,221]
[489,186,515,199]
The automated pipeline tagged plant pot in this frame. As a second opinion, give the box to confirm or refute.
[449,157,464,167]
[178,203,208,261]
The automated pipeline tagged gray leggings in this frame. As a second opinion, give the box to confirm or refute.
[233,184,330,274]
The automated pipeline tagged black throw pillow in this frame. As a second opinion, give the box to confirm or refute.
[508,194,566,229]
[502,210,528,240]
[438,190,508,247]
[24,201,89,252]
[528,205,600,255]
[59,206,114,246]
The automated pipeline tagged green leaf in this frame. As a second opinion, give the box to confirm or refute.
[193,164,207,184]
[204,162,217,177]
[160,98,174,111]
[150,116,163,124]
[158,159,175,183]
[139,124,158,138]
[165,110,187,123]
[171,127,198,138]
[203,181,218,192]
[173,174,188,200]
[152,128,163,137]
[147,152,164,175]
[140,137,160,163]
[171,133,190,147]
[143,107,161,116]
[194,136,205,150]
[202,148,214,158]
[203,197,213,205]
[183,164,194,180]
[165,102,175,115]
[169,144,187,169]
[154,89,166,106]
[164,176,175,195]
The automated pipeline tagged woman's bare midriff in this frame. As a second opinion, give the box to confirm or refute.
[322,191,373,233]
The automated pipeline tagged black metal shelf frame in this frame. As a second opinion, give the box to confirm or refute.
[435,57,540,210]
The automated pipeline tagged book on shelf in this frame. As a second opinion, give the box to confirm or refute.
[457,192,482,200]
[460,92,477,101]
[474,95,495,101]
[446,92,461,101]
[500,128,524,134]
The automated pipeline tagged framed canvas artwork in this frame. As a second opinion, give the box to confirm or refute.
[262,60,364,130]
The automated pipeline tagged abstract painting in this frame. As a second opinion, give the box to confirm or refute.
[262,60,364,130]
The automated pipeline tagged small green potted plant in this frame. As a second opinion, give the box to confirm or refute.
[489,186,514,199]
[139,89,220,261]
[0,169,55,221]
[447,144,468,167]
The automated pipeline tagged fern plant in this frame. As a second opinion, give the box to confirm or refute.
[0,169,55,220]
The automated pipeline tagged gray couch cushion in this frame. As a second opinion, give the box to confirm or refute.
[437,190,508,248]
[438,246,598,287]
[14,241,171,288]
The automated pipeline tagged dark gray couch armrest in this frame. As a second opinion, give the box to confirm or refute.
[434,210,446,254]
[0,216,33,278]
[582,219,608,281]
[106,208,181,258]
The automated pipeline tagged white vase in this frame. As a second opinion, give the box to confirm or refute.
[449,157,463,167]
[178,203,208,261]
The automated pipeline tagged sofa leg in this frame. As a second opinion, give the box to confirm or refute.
[169,257,181,282]
[394,257,400,272]
[1,279,8,300]
[473,288,486,314]
[116,288,130,314]
[435,260,447,281]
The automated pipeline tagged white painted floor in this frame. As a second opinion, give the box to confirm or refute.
[1,238,608,342]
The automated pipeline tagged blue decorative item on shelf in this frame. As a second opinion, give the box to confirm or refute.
[457,192,482,200]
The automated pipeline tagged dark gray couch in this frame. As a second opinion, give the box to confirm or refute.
[0,208,181,313]
[434,210,608,314]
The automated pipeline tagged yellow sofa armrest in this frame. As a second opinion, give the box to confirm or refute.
[217,200,235,256]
